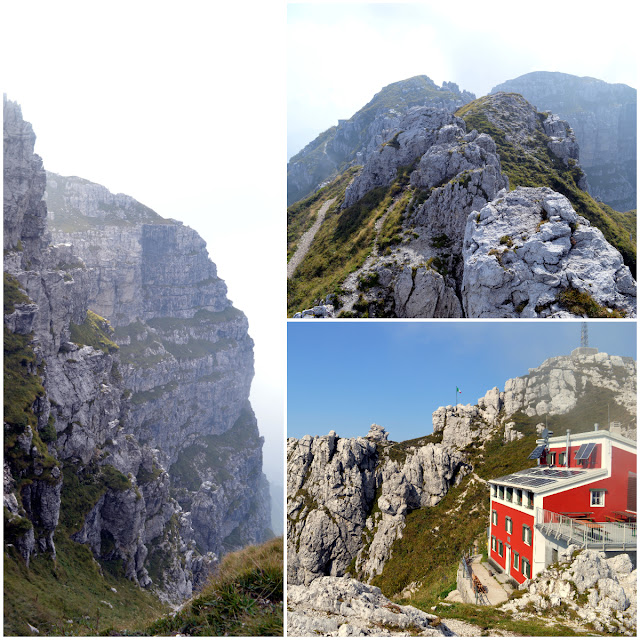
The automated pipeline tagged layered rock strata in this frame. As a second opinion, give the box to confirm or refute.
[3,97,270,604]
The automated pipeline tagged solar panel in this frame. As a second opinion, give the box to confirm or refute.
[575,442,596,461]
[528,445,546,460]
[514,477,555,488]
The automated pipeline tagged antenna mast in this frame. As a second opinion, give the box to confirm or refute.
[581,322,588,348]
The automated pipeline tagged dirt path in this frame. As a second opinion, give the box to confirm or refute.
[287,198,336,279]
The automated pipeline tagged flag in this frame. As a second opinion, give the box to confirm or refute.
[457,387,462,393]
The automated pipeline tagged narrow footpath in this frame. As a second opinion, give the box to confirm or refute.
[287,198,336,279]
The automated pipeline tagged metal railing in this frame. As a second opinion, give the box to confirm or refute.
[461,553,490,606]
[535,508,637,550]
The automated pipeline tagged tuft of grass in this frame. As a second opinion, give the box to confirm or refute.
[556,287,626,318]
[146,537,283,637]
[69,310,119,354]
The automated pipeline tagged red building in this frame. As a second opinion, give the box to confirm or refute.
[488,428,636,584]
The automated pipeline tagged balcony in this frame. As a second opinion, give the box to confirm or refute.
[535,508,637,551]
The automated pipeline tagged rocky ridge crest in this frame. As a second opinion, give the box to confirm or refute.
[287,350,636,589]
[288,89,636,318]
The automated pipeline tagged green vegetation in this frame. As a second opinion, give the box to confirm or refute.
[4,532,168,636]
[4,272,31,315]
[455,96,636,274]
[60,463,131,534]
[69,310,119,354]
[428,601,582,636]
[146,306,243,331]
[146,537,283,636]
[170,409,258,492]
[287,181,386,314]
[556,287,626,318]
[287,168,358,257]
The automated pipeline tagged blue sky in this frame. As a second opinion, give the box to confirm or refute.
[287,321,637,441]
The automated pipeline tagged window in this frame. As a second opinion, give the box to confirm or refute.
[498,540,503,557]
[522,524,532,545]
[522,557,531,579]
[492,485,497,497]
[491,536,497,552]
[505,516,513,534]
[498,486,504,500]
[548,452,556,465]
[590,489,605,507]
[513,551,519,571]
[558,452,566,466]
[516,489,522,506]
[506,487,513,502]
[492,510,498,526]
[524,491,533,509]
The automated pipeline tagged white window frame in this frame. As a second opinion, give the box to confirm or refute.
[492,510,498,525]
[513,551,519,571]
[491,536,497,552]
[522,557,531,579]
[523,524,532,545]
[498,486,504,500]
[498,540,503,557]
[506,486,513,502]
[505,516,513,534]
[548,452,556,465]
[559,452,566,466]
[590,489,605,507]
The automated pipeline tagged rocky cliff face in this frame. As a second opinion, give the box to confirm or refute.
[3,97,270,605]
[491,71,637,212]
[287,351,636,588]
[287,75,475,205]
[287,427,469,586]
[288,89,636,318]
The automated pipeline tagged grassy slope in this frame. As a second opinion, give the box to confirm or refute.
[287,167,359,261]
[4,536,168,636]
[455,95,636,275]
[146,537,283,637]
[287,164,417,315]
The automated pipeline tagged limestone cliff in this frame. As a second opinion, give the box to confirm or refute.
[491,71,637,212]
[3,96,270,606]
[287,350,636,587]
[288,87,637,318]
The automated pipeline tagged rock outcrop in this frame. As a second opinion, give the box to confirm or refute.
[462,187,637,318]
[287,75,475,205]
[501,547,636,636]
[492,71,637,211]
[3,96,270,605]
[287,576,450,636]
[287,431,468,586]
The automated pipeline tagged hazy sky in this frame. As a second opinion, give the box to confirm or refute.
[287,321,637,441]
[288,1,638,158]
[1,1,285,484]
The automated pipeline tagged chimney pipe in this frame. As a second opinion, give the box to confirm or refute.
[594,423,599,431]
